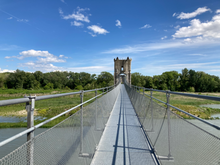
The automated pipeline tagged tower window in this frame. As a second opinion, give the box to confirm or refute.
[121,66,123,71]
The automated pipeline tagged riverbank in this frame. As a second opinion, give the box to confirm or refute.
[145,91,220,119]
[1,89,220,128]
[0,89,99,128]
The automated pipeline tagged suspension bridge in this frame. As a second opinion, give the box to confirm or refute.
[0,76,220,165]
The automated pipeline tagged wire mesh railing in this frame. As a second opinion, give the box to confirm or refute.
[124,80,220,165]
[0,84,120,165]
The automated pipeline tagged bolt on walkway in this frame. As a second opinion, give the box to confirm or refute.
[91,85,157,165]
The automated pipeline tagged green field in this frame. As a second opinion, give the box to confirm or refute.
[145,91,220,119]
[1,88,220,128]
[0,89,102,128]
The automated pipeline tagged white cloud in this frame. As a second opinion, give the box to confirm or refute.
[103,42,183,54]
[7,49,66,64]
[21,62,63,72]
[59,55,64,58]
[87,25,109,36]
[184,38,192,42]
[20,62,112,73]
[59,8,64,15]
[173,13,176,17]
[174,25,180,29]
[139,61,220,76]
[19,50,49,58]
[116,20,122,28]
[0,44,20,51]
[0,9,31,25]
[17,19,29,22]
[140,24,152,29]
[0,68,15,73]
[161,36,167,40]
[173,13,220,39]
[176,7,211,19]
[88,32,97,37]
[59,7,90,23]
[166,62,219,70]
[102,38,220,54]
[37,57,65,63]
[61,0,65,3]
[188,54,207,57]
[71,21,83,27]
[216,9,220,14]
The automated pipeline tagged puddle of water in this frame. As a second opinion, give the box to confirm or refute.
[211,114,220,118]
[200,104,220,109]
[200,104,220,118]
[0,116,47,123]
[0,116,25,123]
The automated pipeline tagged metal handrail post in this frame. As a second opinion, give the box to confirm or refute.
[143,87,145,95]
[150,89,154,132]
[80,90,84,154]
[95,89,98,130]
[166,91,172,158]
[26,95,36,165]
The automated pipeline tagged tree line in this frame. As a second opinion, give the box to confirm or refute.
[131,68,220,92]
[1,68,219,92]
[0,70,114,90]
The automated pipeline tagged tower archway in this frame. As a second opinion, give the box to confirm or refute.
[114,57,132,85]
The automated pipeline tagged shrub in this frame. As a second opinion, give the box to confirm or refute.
[188,87,195,92]
[44,83,54,90]
[64,86,70,90]
[75,85,83,90]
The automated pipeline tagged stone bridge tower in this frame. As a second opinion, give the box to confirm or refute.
[114,57,132,85]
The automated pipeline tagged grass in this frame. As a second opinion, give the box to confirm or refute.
[0,88,103,128]
[144,90,220,119]
[2,87,220,128]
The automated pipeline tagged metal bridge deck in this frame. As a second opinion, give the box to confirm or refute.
[91,85,156,165]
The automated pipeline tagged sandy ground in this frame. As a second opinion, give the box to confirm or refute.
[2,110,38,117]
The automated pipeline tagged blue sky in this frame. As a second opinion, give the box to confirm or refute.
[1,0,220,76]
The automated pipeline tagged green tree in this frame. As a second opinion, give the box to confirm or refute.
[97,72,114,87]
[144,76,154,88]
[180,68,189,91]
[6,69,26,89]
[44,83,54,90]
[0,77,4,88]
[131,72,145,87]
[23,72,36,89]
[34,71,44,86]
[161,71,180,91]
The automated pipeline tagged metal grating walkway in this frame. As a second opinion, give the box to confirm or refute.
[91,85,157,165]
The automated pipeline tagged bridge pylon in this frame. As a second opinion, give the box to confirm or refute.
[114,57,132,85]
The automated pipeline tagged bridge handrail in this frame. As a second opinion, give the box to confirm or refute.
[124,80,220,164]
[0,86,114,107]
[0,84,117,148]
[132,85,220,130]
[133,85,220,101]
